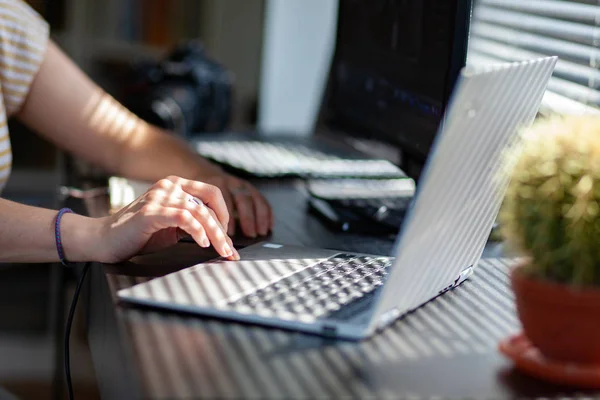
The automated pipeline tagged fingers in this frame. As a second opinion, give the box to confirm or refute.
[204,206,240,260]
[141,206,210,250]
[166,176,230,230]
[227,183,272,238]
[221,185,237,236]
[232,189,257,238]
[180,196,237,259]
[249,188,271,236]
[142,178,237,259]
[152,175,273,242]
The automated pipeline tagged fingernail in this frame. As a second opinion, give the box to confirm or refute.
[201,238,210,248]
[223,243,233,257]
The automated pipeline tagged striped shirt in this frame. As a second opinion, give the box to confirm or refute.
[0,0,48,191]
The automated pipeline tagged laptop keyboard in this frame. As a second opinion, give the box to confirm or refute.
[228,254,393,319]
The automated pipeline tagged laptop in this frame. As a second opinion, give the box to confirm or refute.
[118,57,557,340]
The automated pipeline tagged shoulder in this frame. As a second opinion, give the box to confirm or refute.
[0,0,49,115]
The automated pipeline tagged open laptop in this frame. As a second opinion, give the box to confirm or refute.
[118,57,557,340]
[193,0,473,181]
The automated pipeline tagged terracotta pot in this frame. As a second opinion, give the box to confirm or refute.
[511,262,600,364]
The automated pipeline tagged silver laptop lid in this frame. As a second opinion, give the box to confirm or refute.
[369,57,557,331]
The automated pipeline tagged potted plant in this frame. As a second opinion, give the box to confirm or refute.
[500,114,600,365]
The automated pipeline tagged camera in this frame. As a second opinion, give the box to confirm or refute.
[123,41,234,137]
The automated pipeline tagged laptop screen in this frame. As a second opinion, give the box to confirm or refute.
[322,0,472,163]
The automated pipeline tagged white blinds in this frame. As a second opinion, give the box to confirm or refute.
[467,0,600,114]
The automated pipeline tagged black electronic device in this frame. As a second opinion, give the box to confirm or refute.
[320,0,473,179]
[307,178,414,234]
[123,41,234,137]
[308,195,411,235]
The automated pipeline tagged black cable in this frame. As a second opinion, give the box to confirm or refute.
[64,262,91,400]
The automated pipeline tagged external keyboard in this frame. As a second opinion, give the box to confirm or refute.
[195,139,405,179]
[228,254,393,319]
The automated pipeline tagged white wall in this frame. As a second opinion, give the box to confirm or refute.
[200,0,266,128]
[258,0,339,136]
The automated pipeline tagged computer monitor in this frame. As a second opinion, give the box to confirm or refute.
[321,0,473,175]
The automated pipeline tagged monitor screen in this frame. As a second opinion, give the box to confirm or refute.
[323,0,473,162]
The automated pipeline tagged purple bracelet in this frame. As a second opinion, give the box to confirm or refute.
[55,208,74,266]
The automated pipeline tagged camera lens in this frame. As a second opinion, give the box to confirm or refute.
[124,41,233,136]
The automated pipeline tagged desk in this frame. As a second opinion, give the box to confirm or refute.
[81,178,594,399]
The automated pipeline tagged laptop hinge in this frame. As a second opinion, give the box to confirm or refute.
[455,266,474,286]
[377,307,401,330]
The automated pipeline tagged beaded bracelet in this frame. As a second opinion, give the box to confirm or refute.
[55,208,74,266]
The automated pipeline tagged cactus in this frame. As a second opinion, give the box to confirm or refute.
[500,115,600,286]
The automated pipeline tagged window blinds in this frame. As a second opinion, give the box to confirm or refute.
[467,0,600,114]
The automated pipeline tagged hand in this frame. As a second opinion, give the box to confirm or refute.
[93,176,240,263]
[202,173,273,238]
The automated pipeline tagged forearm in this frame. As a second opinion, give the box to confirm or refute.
[114,123,223,182]
[0,199,100,263]
[17,40,222,181]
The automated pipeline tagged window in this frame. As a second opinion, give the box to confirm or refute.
[467,0,600,115]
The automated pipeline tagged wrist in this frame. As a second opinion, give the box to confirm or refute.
[59,213,104,262]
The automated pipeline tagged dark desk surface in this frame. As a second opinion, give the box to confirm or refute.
[81,179,594,400]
